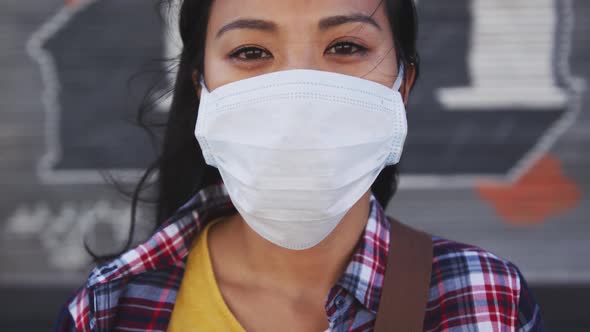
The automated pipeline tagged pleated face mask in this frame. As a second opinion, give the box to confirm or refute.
[195,66,407,250]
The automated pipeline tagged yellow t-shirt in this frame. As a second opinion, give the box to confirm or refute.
[168,220,245,332]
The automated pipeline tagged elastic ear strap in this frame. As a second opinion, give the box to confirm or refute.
[200,75,210,95]
[392,64,405,91]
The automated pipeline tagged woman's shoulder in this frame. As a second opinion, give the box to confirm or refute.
[428,236,523,304]
[431,236,521,279]
[425,236,544,331]
[54,212,204,331]
[54,258,187,331]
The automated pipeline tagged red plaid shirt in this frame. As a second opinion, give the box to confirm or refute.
[55,184,543,331]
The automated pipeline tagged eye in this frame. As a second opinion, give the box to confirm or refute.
[325,41,368,56]
[229,46,272,61]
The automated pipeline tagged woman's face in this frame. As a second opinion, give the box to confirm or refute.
[201,0,398,91]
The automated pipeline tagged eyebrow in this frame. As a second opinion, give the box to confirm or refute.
[216,19,277,39]
[318,14,382,31]
[216,13,382,39]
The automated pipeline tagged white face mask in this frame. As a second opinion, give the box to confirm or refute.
[195,66,407,250]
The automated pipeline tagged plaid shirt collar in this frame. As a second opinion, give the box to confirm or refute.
[62,183,544,331]
[86,183,390,315]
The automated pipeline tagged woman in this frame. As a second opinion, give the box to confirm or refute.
[55,0,544,330]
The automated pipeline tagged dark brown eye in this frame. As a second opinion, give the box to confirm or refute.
[229,46,272,60]
[325,41,368,56]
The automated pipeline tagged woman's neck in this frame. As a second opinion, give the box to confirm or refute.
[208,190,372,298]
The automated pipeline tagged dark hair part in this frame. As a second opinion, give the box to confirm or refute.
[89,0,419,261]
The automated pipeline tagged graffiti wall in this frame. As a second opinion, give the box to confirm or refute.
[1,0,589,329]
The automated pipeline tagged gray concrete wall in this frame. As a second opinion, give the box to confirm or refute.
[1,0,588,330]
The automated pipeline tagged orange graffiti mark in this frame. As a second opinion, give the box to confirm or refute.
[476,154,582,226]
[65,0,79,7]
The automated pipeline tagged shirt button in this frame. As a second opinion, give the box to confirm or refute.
[335,295,346,309]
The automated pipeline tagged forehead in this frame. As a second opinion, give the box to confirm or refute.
[207,0,388,30]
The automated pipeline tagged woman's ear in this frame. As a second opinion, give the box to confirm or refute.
[400,64,416,106]
[191,70,202,99]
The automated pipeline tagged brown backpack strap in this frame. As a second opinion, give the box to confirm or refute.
[374,219,433,332]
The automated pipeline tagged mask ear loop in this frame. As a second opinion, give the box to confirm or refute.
[199,75,210,95]
[392,63,405,91]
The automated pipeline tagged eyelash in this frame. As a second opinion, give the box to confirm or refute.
[228,41,368,61]
[228,46,272,61]
[325,41,369,56]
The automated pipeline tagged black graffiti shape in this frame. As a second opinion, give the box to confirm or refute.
[45,0,165,170]
[44,0,566,177]
[402,0,564,175]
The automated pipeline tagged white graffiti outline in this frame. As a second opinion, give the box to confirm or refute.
[399,0,586,189]
[27,0,586,187]
[26,0,143,184]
